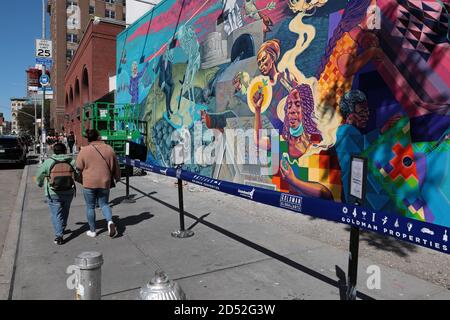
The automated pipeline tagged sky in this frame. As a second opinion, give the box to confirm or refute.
[0,0,50,121]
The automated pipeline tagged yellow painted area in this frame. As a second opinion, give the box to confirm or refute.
[247,76,273,114]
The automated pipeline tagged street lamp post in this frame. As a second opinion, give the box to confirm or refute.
[40,0,46,163]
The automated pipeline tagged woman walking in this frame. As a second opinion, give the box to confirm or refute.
[76,129,121,237]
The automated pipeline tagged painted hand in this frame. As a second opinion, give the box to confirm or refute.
[280,159,296,184]
[381,113,403,134]
[253,87,264,111]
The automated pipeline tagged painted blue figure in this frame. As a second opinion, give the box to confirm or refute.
[335,90,401,205]
[155,40,175,119]
[129,61,149,104]
[178,25,201,111]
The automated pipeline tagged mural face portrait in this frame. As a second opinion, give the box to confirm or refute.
[287,90,302,130]
[233,74,242,92]
[354,102,369,128]
[257,51,275,76]
[131,62,138,78]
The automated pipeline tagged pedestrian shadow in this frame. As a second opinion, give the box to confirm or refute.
[109,192,157,208]
[64,212,154,242]
[109,194,138,207]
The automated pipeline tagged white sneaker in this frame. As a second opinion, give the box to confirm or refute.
[86,230,97,238]
[108,221,117,238]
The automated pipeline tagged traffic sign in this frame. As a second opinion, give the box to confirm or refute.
[36,57,53,68]
[40,74,50,87]
[36,39,53,59]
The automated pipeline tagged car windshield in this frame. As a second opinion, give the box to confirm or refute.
[0,138,19,148]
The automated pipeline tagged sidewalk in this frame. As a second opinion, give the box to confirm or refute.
[9,164,450,300]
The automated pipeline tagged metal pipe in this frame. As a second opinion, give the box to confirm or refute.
[40,0,46,163]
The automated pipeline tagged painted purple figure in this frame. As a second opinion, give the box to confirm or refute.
[129,61,149,104]
[282,84,323,158]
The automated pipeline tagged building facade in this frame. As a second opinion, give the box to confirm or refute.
[47,0,126,131]
[64,18,125,148]
[10,98,28,134]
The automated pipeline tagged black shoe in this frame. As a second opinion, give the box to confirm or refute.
[108,221,117,238]
[54,237,63,245]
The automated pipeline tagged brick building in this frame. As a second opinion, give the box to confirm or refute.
[48,0,126,132]
[64,18,125,148]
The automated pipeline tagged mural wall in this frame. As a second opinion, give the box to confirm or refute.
[117,0,450,228]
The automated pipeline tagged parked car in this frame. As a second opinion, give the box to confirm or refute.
[0,136,27,166]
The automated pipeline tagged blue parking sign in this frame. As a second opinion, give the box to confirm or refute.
[40,74,50,87]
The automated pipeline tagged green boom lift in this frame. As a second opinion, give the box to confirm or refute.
[82,102,147,173]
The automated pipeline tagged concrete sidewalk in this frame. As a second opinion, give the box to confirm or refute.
[9,164,450,300]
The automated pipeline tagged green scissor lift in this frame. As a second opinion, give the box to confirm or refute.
[82,102,147,173]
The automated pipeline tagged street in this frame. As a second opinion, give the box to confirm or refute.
[0,164,23,257]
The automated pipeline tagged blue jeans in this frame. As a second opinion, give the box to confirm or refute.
[83,188,113,232]
[47,193,74,238]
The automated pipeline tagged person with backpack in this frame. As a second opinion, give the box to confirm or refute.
[67,131,76,154]
[76,129,120,238]
[36,143,78,245]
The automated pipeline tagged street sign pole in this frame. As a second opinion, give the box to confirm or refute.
[41,71,46,162]
[39,0,47,163]
[34,98,38,154]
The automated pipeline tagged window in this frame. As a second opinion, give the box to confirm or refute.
[89,5,95,14]
[105,0,115,4]
[105,9,115,19]
[67,1,77,8]
[123,12,126,21]
[66,33,77,43]
[67,49,75,59]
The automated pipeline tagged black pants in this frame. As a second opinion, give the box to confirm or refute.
[68,143,74,154]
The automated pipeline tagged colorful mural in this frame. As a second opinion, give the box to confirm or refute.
[117,0,450,228]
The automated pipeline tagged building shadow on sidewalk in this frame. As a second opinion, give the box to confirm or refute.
[64,212,154,243]
[343,225,417,258]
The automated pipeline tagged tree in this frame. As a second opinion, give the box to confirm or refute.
[16,100,50,139]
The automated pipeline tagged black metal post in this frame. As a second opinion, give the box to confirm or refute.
[346,226,360,300]
[171,176,194,238]
[122,165,136,203]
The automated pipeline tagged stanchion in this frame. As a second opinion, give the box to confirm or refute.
[122,165,136,203]
[171,167,194,238]
[346,226,360,300]
[345,156,367,300]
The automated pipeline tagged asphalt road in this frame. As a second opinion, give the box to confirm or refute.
[0,164,24,258]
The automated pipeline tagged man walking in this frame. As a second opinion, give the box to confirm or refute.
[76,129,120,238]
[36,143,78,245]
[67,131,76,154]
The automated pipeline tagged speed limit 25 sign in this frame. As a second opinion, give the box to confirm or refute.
[35,39,53,59]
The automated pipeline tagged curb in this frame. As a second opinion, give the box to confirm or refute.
[0,165,29,300]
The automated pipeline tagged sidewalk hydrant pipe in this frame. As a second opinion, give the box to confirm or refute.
[74,252,103,300]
